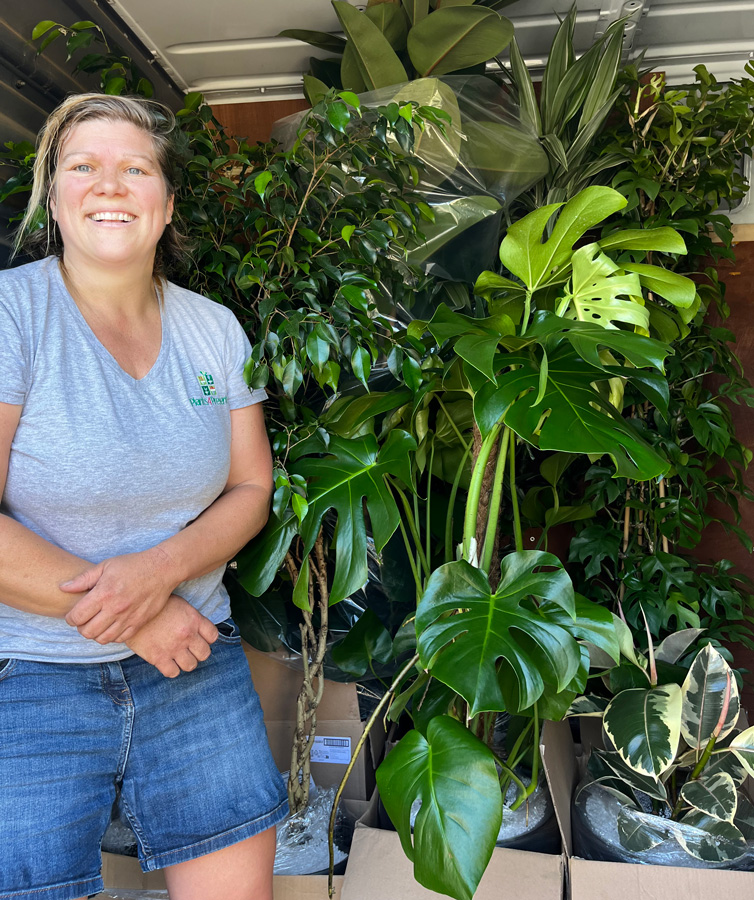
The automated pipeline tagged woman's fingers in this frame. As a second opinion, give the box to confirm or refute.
[173,648,200,673]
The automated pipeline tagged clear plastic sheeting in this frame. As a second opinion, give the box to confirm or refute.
[94,893,167,900]
[274,778,352,876]
[272,75,548,284]
[407,770,559,854]
[573,780,754,870]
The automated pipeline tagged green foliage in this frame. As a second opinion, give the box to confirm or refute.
[282,0,514,92]
[575,641,753,864]
[500,4,628,212]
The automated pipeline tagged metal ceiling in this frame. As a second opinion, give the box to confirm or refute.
[103,0,754,105]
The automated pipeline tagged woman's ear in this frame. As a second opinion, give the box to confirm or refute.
[48,186,57,221]
[166,193,174,225]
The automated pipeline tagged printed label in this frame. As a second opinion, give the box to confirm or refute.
[310,735,352,765]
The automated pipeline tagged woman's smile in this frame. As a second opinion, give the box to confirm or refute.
[50,118,173,269]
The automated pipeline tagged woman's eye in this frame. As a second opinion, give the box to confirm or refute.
[73,164,92,172]
[126,167,144,175]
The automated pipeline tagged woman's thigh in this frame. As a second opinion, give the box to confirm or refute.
[0,657,125,900]
[116,619,288,874]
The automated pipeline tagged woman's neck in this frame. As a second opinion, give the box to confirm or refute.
[59,253,159,321]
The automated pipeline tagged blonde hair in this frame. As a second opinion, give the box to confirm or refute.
[16,93,188,274]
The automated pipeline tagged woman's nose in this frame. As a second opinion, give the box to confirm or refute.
[93,167,126,194]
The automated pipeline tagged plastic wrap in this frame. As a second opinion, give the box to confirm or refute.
[573,780,754,870]
[403,770,560,854]
[274,777,353,876]
[272,75,548,284]
[229,527,415,684]
[95,893,167,899]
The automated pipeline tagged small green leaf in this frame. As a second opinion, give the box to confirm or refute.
[351,346,371,387]
[254,171,273,200]
[183,91,204,111]
[291,492,309,524]
[32,20,57,40]
[326,100,350,133]
[341,224,356,245]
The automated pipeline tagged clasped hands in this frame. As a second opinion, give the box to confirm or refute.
[61,549,218,678]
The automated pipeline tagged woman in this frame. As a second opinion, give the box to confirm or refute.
[0,93,288,900]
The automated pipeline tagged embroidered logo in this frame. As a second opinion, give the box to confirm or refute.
[197,371,216,396]
[190,370,228,407]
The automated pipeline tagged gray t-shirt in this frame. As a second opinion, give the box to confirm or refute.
[0,256,265,662]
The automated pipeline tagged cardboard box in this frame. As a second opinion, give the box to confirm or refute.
[100,852,344,899]
[244,644,385,802]
[540,717,754,900]
[338,774,564,900]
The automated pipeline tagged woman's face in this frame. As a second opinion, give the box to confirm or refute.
[50,118,174,273]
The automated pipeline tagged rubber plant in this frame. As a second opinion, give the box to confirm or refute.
[281,0,516,99]
[319,184,701,900]
[571,629,754,865]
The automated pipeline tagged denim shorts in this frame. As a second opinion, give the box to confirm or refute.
[0,618,289,900]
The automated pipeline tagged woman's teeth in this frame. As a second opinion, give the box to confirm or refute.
[89,212,135,222]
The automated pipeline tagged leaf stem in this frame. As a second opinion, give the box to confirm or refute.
[510,434,524,553]
[481,428,511,574]
[328,653,420,897]
[463,424,503,562]
[445,444,472,564]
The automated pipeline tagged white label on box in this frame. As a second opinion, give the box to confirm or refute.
[310,735,352,764]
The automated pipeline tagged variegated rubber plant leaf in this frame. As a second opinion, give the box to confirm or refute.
[617,808,668,853]
[603,684,682,778]
[729,725,754,779]
[655,627,706,665]
[566,694,609,717]
[680,643,741,751]
[674,812,748,863]
[588,748,668,804]
[680,771,738,822]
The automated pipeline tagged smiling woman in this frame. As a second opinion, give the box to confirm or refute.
[0,94,286,900]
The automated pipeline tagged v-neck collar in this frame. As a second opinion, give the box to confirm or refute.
[53,257,169,385]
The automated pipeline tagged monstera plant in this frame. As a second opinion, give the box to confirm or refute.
[317,184,702,900]
[571,631,754,867]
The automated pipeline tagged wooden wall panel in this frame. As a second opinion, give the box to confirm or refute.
[211,99,310,144]
[704,241,754,709]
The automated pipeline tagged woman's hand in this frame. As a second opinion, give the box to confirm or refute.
[125,594,219,678]
[61,547,177,643]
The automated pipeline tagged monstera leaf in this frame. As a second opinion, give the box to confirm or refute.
[235,510,297,596]
[292,430,416,605]
[564,243,648,331]
[416,551,581,714]
[680,644,741,751]
[603,684,682,778]
[499,186,628,292]
[526,313,671,372]
[376,715,502,900]
[473,349,669,479]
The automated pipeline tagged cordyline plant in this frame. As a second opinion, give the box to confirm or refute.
[317,184,704,900]
[571,628,754,864]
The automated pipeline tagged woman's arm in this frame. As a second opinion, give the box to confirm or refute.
[0,401,218,674]
[63,402,273,643]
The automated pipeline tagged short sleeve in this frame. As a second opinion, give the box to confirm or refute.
[0,300,30,405]
[224,313,267,410]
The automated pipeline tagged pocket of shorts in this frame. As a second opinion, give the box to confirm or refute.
[0,658,17,683]
[214,617,241,643]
